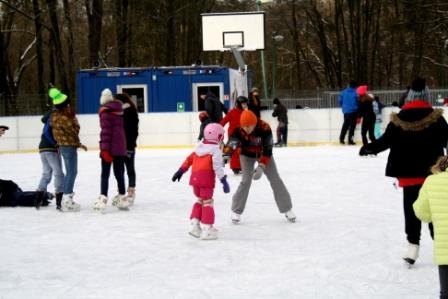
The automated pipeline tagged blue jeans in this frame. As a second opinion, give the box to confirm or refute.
[38,151,64,193]
[59,146,78,194]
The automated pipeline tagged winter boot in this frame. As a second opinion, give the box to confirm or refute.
[200,223,218,240]
[231,212,241,224]
[61,193,81,212]
[115,194,130,210]
[127,187,136,206]
[285,209,297,223]
[93,195,108,213]
[403,243,419,265]
[189,218,202,238]
[34,191,45,210]
[55,192,63,211]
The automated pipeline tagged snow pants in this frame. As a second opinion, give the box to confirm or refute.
[190,186,215,225]
[440,265,448,299]
[403,185,434,245]
[231,155,292,215]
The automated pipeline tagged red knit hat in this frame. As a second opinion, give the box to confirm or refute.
[240,110,257,127]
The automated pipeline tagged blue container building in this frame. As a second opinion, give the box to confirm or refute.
[76,66,249,114]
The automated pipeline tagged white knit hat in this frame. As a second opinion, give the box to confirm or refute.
[100,88,113,105]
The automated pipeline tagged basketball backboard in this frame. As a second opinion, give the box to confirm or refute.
[201,12,265,52]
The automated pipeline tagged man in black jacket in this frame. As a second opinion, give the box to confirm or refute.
[272,98,288,146]
[200,92,227,123]
[360,77,448,266]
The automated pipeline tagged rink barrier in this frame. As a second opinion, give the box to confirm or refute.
[1,106,438,153]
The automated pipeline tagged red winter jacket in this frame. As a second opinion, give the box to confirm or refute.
[220,108,243,137]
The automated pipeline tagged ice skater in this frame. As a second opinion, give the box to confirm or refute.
[171,123,230,240]
[413,156,448,297]
[224,110,296,224]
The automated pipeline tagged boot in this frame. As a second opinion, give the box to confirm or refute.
[200,223,218,240]
[61,193,81,212]
[231,212,241,224]
[189,218,202,238]
[93,195,108,213]
[115,194,130,210]
[403,243,419,265]
[34,191,45,210]
[55,192,63,211]
[285,209,296,223]
[127,187,136,206]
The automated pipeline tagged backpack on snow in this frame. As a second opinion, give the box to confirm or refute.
[43,115,57,146]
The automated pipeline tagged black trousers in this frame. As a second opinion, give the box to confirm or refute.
[440,265,448,299]
[124,151,136,188]
[339,112,358,142]
[361,116,376,145]
[403,185,434,245]
[101,156,125,196]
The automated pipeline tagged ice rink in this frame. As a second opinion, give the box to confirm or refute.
[0,146,439,298]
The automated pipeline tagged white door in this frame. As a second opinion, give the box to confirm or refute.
[117,84,148,113]
[192,82,224,111]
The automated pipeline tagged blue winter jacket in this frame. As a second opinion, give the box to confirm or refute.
[338,87,359,114]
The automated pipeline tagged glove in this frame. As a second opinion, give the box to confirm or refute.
[172,168,185,182]
[221,175,230,193]
[252,163,265,180]
[100,150,113,163]
[359,145,374,156]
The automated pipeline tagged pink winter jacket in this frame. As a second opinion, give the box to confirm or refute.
[180,142,225,188]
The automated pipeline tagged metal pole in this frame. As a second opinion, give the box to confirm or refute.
[272,38,277,99]
[256,0,269,100]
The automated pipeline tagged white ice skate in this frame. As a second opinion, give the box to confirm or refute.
[61,193,81,212]
[114,194,130,210]
[127,187,136,206]
[189,218,202,238]
[285,210,297,223]
[93,195,108,213]
[403,243,419,268]
[231,212,241,224]
[200,224,218,240]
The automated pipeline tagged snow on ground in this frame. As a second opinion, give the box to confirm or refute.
[0,146,439,299]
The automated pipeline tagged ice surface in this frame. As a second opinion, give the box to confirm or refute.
[0,146,438,298]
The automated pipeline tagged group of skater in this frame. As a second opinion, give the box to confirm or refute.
[357,76,448,298]
[35,86,139,213]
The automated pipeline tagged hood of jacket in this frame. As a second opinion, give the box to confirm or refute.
[390,100,443,132]
[194,141,219,157]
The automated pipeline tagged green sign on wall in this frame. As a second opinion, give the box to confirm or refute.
[177,102,185,112]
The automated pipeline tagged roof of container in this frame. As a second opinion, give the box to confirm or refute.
[78,65,226,73]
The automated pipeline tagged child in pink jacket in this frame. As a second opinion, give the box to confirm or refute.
[172,123,230,240]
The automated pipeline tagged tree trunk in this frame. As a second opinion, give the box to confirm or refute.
[85,0,104,67]
[115,0,129,67]
[62,0,76,99]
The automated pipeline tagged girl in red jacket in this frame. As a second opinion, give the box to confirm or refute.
[220,96,248,174]
[172,123,230,240]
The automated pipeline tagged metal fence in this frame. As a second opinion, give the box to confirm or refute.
[3,88,448,116]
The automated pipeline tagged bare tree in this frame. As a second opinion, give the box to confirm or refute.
[85,0,103,67]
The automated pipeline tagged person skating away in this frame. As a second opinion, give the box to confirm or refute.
[359,77,448,265]
[224,110,296,224]
[198,111,211,141]
[200,91,226,123]
[171,123,230,240]
[50,87,87,212]
[115,93,139,205]
[35,109,65,210]
[220,96,248,174]
[272,98,288,147]
[413,156,448,296]
[356,85,376,146]
[339,81,359,145]
[248,87,261,118]
[93,89,130,212]
[372,95,384,139]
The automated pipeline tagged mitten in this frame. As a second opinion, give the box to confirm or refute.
[252,163,265,180]
[100,150,113,163]
[221,175,230,193]
[172,168,185,182]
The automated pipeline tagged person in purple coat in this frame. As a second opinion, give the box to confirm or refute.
[93,88,130,212]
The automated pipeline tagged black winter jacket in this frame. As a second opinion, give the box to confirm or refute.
[122,103,139,151]
[363,100,448,178]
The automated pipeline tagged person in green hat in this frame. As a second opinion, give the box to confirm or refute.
[49,87,87,212]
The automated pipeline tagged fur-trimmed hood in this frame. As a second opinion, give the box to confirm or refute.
[390,108,444,132]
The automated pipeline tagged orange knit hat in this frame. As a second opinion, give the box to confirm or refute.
[240,110,257,127]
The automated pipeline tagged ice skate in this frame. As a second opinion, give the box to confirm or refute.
[61,193,81,212]
[285,210,296,223]
[55,192,63,211]
[127,187,136,206]
[34,190,45,209]
[403,243,419,268]
[93,195,108,213]
[200,224,218,240]
[231,212,241,224]
[114,194,130,210]
[189,218,202,238]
